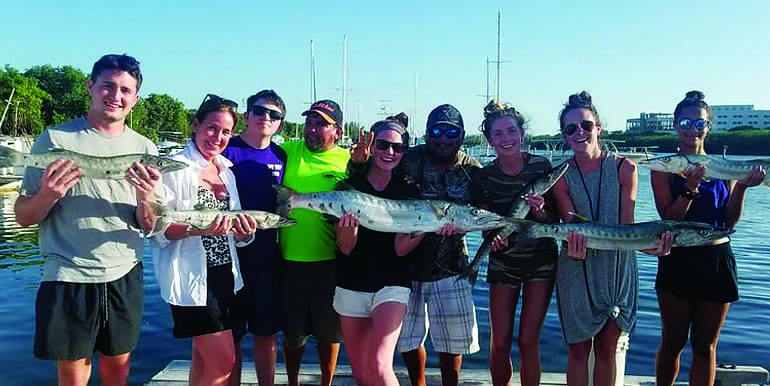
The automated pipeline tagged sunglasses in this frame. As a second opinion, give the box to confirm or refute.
[563,120,595,136]
[250,105,284,121]
[374,139,407,153]
[200,93,238,110]
[678,118,710,132]
[427,126,462,139]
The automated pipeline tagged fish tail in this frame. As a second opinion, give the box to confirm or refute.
[0,145,21,168]
[457,227,504,285]
[274,185,294,216]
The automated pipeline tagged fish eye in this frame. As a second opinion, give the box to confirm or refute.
[471,209,480,216]
[157,160,166,167]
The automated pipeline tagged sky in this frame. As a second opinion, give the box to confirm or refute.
[2,0,769,139]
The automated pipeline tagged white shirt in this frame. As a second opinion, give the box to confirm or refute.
[150,142,246,306]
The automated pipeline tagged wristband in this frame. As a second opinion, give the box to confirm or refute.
[680,186,700,200]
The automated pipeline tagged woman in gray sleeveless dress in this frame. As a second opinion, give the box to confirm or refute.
[550,91,671,386]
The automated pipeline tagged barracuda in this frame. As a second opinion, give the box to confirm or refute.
[458,161,570,283]
[149,202,295,231]
[507,218,734,250]
[639,154,770,187]
[274,185,510,234]
[0,145,189,179]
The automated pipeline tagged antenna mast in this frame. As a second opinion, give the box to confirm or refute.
[310,40,317,102]
[341,35,348,132]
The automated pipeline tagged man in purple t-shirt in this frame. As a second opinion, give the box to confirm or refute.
[222,89,287,386]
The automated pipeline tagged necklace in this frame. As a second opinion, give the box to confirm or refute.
[573,153,605,221]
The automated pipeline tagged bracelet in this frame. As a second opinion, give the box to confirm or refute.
[680,185,701,200]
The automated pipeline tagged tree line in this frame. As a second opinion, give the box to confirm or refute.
[0,63,364,144]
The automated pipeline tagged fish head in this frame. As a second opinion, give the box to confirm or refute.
[638,155,693,174]
[450,205,509,231]
[672,222,735,247]
[140,155,189,174]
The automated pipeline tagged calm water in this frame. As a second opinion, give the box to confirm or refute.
[0,164,769,385]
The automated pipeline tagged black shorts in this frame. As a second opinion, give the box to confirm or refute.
[655,242,738,303]
[231,256,285,341]
[282,259,342,347]
[170,264,236,338]
[34,263,143,360]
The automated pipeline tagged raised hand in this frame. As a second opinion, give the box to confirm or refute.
[349,129,374,164]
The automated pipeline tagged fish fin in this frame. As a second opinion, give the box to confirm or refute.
[568,212,591,223]
[428,201,448,217]
[273,185,294,216]
[409,231,421,238]
[321,213,339,224]
[334,180,356,191]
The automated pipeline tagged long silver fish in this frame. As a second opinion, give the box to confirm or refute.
[507,218,734,250]
[0,145,188,179]
[639,154,770,187]
[149,202,295,231]
[457,161,570,283]
[274,185,510,233]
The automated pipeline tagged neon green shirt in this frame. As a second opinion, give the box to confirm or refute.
[279,140,349,262]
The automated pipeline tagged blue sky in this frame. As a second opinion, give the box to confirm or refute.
[2,0,769,138]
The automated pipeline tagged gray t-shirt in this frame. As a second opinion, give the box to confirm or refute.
[20,117,158,283]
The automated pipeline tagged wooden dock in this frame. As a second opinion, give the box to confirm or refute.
[144,360,662,385]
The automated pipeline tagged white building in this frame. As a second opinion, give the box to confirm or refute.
[626,113,674,134]
[711,105,770,131]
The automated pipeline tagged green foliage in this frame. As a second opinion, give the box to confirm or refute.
[134,93,189,143]
[281,121,303,140]
[24,65,89,127]
[0,65,48,135]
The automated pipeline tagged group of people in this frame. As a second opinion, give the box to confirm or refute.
[14,53,766,386]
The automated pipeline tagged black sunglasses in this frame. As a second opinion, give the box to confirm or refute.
[563,120,595,136]
[427,126,462,139]
[678,118,710,132]
[250,105,284,121]
[200,93,238,110]
[375,139,407,154]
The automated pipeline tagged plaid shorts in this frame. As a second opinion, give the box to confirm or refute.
[397,276,480,355]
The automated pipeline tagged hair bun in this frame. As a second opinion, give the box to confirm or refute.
[483,99,516,119]
[568,91,593,108]
[387,112,408,129]
[684,90,705,102]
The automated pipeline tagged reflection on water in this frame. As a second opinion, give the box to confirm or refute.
[0,166,769,385]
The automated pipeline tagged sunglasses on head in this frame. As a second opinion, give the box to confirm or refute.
[374,139,407,153]
[677,118,710,131]
[200,93,238,110]
[563,120,595,136]
[250,105,284,121]
[427,126,462,139]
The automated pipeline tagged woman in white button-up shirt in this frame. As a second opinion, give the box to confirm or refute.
[151,94,258,386]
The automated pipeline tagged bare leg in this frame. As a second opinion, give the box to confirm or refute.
[317,340,340,386]
[592,320,621,386]
[340,315,372,385]
[401,347,427,386]
[439,352,462,386]
[230,342,243,386]
[98,352,131,386]
[57,358,93,386]
[282,341,304,386]
[190,330,236,386]
[370,302,407,386]
[254,335,277,386]
[655,289,694,386]
[689,300,730,386]
[567,340,592,386]
[488,284,519,386]
[517,280,554,386]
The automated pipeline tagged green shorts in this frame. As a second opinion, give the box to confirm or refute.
[282,259,342,347]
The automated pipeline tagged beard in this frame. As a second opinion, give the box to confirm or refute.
[304,133,325,152]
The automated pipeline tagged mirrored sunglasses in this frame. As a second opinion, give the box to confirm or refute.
[678,118,709,132]
[427,126,462,139]
[374,139,407,153]
[563,120,595,136]
[250,105,284,121]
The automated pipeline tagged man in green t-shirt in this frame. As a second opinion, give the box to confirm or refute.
[14,54,162,385]
[280,99,349,386]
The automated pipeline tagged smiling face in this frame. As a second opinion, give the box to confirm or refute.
[192,110,235,161]
[245,97,283,139]
[304,112,341,152]
[562,107,601,155]
[87,69,139,126]
[425,123,463,163]
[675,106,710,152]
[488,116,524,157]
[371,129,406,173]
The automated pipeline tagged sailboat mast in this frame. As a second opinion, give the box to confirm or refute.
[0,87,15,132]
[341,35,348,133]
[310,40,317,103]
[496,9,501,100]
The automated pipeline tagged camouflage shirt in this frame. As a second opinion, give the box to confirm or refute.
[401,145,482,282]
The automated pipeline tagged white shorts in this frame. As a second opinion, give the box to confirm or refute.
[333,286,411,318]
[397,276,480,355]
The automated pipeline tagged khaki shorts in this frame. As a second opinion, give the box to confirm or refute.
[333,286,411,318]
